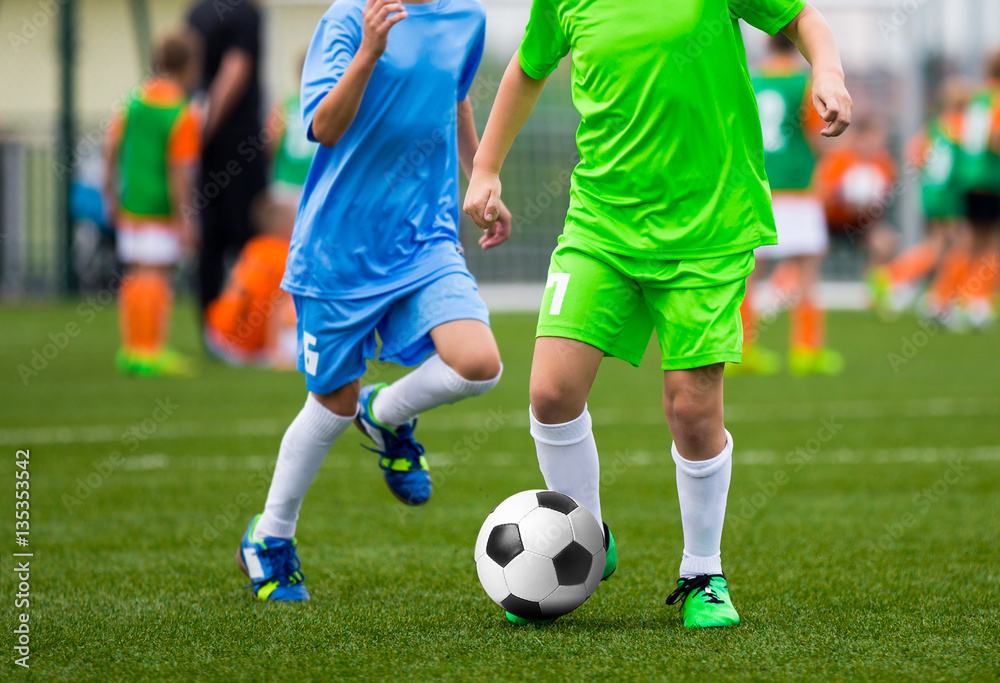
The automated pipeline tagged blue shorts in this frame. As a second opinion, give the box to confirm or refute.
[293,270,491,394]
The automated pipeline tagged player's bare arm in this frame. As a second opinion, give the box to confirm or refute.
[464,55,547,232]
[457,98,512,249]
[102,114,123,225]
[170,162,199,255]
[311,0,408,147]
[782,4,852,138]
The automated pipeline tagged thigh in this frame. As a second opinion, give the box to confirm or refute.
[429,319,500,379]
[643,251,754,371]
[294,294,383,395]
[379,270,491,368]
[537,239,653,368]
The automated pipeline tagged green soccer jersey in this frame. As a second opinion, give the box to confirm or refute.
[117,84,192,218]
[518,0,806,258]
[272,94,318,191]
[918,115,964,218]
[958,88,1000,193]
[752,64,815,192]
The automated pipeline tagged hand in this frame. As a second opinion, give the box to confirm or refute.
[464,168,505,239]
[479,199,512,250]
[359,0,407,62]
[813,71,852,137]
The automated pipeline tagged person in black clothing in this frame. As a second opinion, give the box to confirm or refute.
[187,0,267,313]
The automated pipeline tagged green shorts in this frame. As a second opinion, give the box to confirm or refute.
[537,235,754,371]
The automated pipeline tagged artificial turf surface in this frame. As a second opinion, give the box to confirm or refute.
[0,302,998,681]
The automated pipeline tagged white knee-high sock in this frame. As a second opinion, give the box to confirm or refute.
[673,430,734,577]
[254,394,355,541]
[372,354,501,430]
[529,406,603,529]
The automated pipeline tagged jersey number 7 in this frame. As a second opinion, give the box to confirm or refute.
[546,273,571,316]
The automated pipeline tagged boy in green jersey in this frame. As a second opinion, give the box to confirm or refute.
[872,80,972,320]
[104,30,201,376]
[952,50,1000,328]
[465,0,851,628]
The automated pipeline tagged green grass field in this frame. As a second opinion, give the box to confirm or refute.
[1,302,998,681]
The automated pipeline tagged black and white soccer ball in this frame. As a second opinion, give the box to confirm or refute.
[475,490,606,621]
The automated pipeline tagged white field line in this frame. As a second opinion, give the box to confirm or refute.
[477,282,869,312]
[124,445,1000,473]
[2,396,998,447]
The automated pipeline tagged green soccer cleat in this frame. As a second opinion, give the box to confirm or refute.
[788,346,844,377]
[867,267,896,320]
[116,347,196,377]
[665,574,740,629]
[727,344,781,377]
[601,522,617,581]
[505,523,617,626]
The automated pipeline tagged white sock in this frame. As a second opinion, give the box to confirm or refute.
[529,406,603,529]
[372,354,501,430]
[254,394,355,541]
[673,430,734,578]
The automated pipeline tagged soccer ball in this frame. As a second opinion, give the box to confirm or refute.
[474,490,606,621]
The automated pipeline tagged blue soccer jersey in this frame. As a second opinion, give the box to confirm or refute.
[281,0,487,300]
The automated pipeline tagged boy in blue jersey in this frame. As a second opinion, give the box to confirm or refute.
[236,0,510,602]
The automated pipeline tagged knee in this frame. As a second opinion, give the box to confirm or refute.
[313,380,361,417]
[447,349,502,382]
[663,389,720,446]
[530,379,585,425]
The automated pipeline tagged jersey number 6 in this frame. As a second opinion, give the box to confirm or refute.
[303,332,319,376]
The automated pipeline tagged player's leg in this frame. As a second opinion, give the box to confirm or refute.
[926,219,972,321]
[732,255,781,376]
[789,253,843,376]
[646,251,749,628]
[239,295,377,600]
[963,223,1000,324]
[353,271,499,505]
[115,222,190,376]
[366,318,502,432]
[503,244,648,626]
[529,334,606,528]
[957,192,1000,329]
[528,243,648,536]
[255,381,362,541]
[883,228,941,286]
[662,365,739,628]
[501,337,606,628]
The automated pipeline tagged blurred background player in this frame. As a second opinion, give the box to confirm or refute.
[187,0,267,316]
[738,33,842,377]
[870,79,971,319]
[266,51,318,207]
[204,199,297,368]
[103,30,200,376]
[951,49,1000,329]
[817,116,899,272]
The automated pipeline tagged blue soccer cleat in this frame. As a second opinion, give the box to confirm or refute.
[356,383,432,506]
[235,514,310,601]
